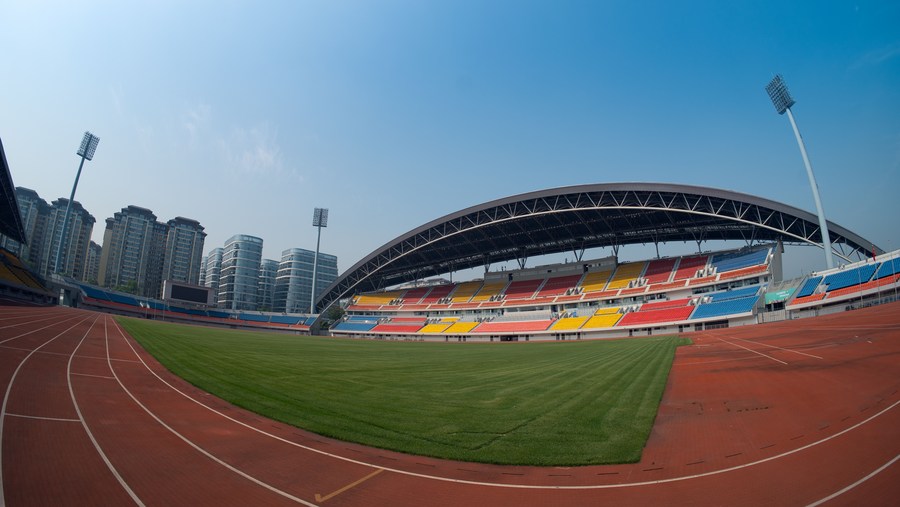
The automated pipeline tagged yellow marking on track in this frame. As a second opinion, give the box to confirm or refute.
[315,468,384,503]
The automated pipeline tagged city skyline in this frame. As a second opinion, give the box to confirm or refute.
[2,2,898,278]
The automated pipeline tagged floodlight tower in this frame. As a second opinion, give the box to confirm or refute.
[54,131,100,275]
[310,207,329,314]
[765,75,834,269]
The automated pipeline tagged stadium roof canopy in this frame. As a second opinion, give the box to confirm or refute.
[0,138,27,244]
[316,182,881,312]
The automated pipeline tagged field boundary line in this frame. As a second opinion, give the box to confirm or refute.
[105,317,317,506]
[806,453,899,506]
[111,317,900,491]
[0,314,92,506]
[67,315,144,506]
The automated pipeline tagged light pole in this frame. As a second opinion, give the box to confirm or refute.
[765,75,834,269]
[54,131,100,275]
[310,207,328,314]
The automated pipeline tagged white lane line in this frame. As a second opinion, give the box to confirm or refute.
[0,313,68,329]
[7,413,80,423]
[71,372,116,380]
[0,315,92,507]
[67,316,144,506]
[806,453,900,506]
[716,337,788,365]
[110,317,899,491]
[103,317,315,506]
[679,355,761,366]
[0,314,84,344]
[730,336,823,360]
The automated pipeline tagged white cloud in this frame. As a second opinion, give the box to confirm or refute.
[182,103,211,146]
[217,123,302,181]
[852,42,900,69]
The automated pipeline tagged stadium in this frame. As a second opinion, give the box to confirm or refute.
[2,127,899,506]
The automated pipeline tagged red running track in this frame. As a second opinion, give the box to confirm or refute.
[1,302,898,506]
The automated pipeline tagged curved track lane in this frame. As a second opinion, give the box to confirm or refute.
[1,303,898,506]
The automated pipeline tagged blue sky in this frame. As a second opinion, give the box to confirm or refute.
[2,1,898,279]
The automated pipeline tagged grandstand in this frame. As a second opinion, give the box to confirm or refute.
[329,234,900,342]
[331,244,786,341]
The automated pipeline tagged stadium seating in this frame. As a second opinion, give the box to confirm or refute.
[473,319,554,333]
[795,276,823,298]
[874,258,900,280]
[643,258,677,284]
[705,286,760,302]
[419,323,453,334]
[550,316,589,330]
[400,286,431,304]
[471,281,507,301]
[239,313,270,323]
[421,284,455,304]
[710,249,769,273]
[356,291,404,306]
[821,264,880,292]
[581,312,623,329]
[536,274,583,297]
[691,296,759,320]
[673,255,708,280]
[638,298,692,311]
[371,323,426,333]
[717,264,769,281]
[270,315,304,325]
[580,269,613,293]
[616,306,695,326]
[503,278,544,300]
[450,281,483,302]
[606,262,646,290]
[443,321,480,334]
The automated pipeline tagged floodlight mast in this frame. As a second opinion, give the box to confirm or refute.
[765,75,835,269]
[310,207,328,314]
[54,131,100,275]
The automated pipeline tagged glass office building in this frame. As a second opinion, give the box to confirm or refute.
[273,247,338,313]
[217,234,263,310]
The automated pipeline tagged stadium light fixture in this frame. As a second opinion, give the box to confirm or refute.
[310,207,329,314]
[54,131,100,275]
[765,75,834,269]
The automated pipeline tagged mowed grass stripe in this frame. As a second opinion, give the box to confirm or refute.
[118,317,689,466]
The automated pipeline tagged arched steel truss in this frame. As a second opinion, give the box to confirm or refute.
[316,183,881,313]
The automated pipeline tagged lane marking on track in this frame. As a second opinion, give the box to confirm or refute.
[67,315,145,506]
[716,338,788,365]
[315,469,383,503]
[71,372,116,380]
[680,355,761,366]
[806,453,899,507]
[0,313,70,329]
[728,336,823,360]
[109,317,900,491]
[7,413,80,423]
[0,314,84,344]
[0,314,92,506]
[103,317,316,506]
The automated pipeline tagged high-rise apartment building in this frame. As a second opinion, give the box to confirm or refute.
[0,187,50,273]
[84,241,101,284]
[273,247,338,313]
[257,258,278,311]
[0,188,94,281]
[99,205,162,297]
[203,248,223,305]
[217,234,263,310]
[199,255,207,287]
[98,206,205,299]
[43,198,95,280]
[162,217,206,286]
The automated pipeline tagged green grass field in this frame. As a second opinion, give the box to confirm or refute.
[119,317,690,466]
